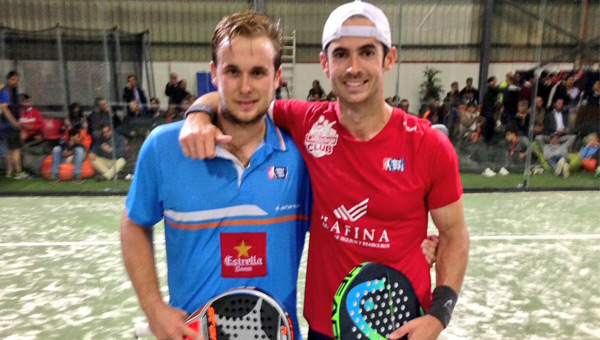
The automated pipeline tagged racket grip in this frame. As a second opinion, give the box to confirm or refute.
[134,322,153,338]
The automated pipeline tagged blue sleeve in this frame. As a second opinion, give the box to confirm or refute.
[125,132,164,227]
[0,89,9,104]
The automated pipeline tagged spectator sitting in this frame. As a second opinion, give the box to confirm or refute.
[18,94,44,144]
[49,128,86,182]
[460,102,480,137]
[505,129,529,166]
[543,98,569,136]
[529,96,546,136]
[89,124,127,181]
[307,80,325,100]
[535,133,575,178]
[123,74,148,115]
[459,77,479,105]
[118,100,154,166]
[423,98,442,123]
[584,80,599,107]
[149,97,168,129]
[326,91,337,102]
[399,99,414,115]
[580,133,599,173]
[445,81,461,108]
[64,102,88,131]
[164,72,179,105]
[513,100,531,136]
[89,97,121,141]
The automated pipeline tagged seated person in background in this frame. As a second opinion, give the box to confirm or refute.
[50,128,86,182]
[326,91,337,102]
[513,100,530,136]
[307,79,325,100]
[460,102,480,137]
[118,100,154,165]
[543,98,569,136]
[89,97,121,141]
[64,102,88,131]
[399,99,413,115]
[89,124,127,180]
[148,97,168,129]
[505,129,529,165]
[529,96,546,136]
[18,94,44,143]
[580,133,599,173]
[535,133,576,178]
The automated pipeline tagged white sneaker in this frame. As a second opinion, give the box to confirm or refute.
[125,174,134,181]
[498,167,510,176]
[562,162,570,179]
[532,165,544,175]
[14,172,29,179]
[555,158,565,176]
[482,168,497,177]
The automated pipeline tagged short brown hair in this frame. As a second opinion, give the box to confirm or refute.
[211,11,283,71]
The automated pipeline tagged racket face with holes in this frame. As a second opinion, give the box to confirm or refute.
[184,288,294,340]
[332,263,424,340]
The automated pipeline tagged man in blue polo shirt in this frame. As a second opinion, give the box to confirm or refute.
[121,12,311,340]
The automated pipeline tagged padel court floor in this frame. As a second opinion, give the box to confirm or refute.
[1,192,599,339]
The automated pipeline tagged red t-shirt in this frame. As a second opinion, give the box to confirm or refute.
[19,107,44,138]
[272,100,463,337]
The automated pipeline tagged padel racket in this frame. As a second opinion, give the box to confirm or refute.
[332,263,424,340]
[135,287,294,340]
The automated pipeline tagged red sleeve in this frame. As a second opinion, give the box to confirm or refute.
[33,109,44,134]
[271,99,315,137]
[423,128,463,210]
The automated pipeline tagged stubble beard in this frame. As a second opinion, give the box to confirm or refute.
[220,103,268,127]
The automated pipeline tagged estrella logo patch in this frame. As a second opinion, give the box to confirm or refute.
[268,166,288,180]
[220,232,267,278]
[383,157,405,172]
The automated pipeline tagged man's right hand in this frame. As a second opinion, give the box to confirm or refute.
[145,301,202,340]
[179,113,232,159]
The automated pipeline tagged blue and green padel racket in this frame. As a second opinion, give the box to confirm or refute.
[332,263,425,340]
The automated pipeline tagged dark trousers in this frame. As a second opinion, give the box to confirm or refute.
[308,329,334,340]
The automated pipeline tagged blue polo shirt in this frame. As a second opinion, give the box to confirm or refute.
[126,117,311,337]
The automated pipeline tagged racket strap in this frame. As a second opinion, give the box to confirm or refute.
[427,285,458,328]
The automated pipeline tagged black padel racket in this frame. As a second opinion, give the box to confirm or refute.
[135,287,294,340]
[332,263,424,340]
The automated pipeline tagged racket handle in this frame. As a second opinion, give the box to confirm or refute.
[134,322,153,338]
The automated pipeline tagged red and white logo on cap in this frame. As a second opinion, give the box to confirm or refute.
[220,232,267,278]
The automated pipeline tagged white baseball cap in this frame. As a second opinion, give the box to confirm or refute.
[322,0,392,50]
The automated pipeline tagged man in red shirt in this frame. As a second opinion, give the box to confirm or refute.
[180,2,469,340]
[18,94,44,143]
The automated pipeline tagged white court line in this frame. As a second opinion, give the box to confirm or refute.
[0,235,600,247]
